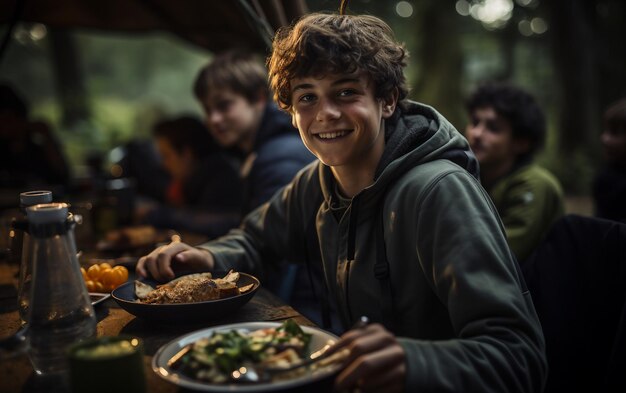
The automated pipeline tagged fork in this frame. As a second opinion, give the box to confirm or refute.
[230,345,351,383]
[231,316,369,383]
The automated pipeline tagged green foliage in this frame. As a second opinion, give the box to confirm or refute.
[535,114,594,196]
[1,28,208,169]
[3,1,620,196]
[538,149,595,196]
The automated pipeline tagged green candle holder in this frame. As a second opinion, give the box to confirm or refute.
[68,335,146,393]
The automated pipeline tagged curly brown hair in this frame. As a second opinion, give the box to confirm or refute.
[267,13,409,112]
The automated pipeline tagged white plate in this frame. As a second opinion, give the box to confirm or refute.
[89,292,111,306]
[152,322,341,392]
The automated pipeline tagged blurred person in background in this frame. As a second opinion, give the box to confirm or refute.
[112,139,170,204]
[465,82,564,264]
[593,98,626,223]
[0,82,70,191]
[138,116,244,238]
[193,50,316,213]
[192,50,322,320]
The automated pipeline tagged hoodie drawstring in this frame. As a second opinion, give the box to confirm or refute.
[346,195,396,332]
[374,197,396,332]
[344,195,360,322]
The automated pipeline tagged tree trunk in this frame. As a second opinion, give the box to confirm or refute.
[497,22,517,82]
[48,29,90,129]
[412,0,465,130]
[548,0,597,153]
[594,0,626,121]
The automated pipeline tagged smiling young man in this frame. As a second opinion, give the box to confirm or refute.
[289,70,393,197]
[138,13,546,393]
[465,83,564,263]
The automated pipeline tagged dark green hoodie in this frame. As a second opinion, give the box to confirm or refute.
[201,100,547,392]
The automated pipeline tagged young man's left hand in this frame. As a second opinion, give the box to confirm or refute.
[331,323,406,393]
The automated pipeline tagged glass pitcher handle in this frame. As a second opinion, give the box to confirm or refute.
[0,325,28,360]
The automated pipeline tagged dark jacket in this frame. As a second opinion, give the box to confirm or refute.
[487,163,565,263]
[245,103,315,212]
[144,153,243,238]
[201,101,547,392]
[593,163,626,223]
[522,214,626,393]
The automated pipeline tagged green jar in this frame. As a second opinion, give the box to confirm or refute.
[68,336,146,393]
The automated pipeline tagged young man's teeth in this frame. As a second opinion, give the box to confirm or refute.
[318,130,346,139]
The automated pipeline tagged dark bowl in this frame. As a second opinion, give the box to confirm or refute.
[111,272,260,323]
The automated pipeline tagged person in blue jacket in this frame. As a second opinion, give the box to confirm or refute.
[193,50,315,214]
[193,50,319,316]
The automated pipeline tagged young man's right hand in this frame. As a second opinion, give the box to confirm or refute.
[136,242,214,282]
[330,323,406,393]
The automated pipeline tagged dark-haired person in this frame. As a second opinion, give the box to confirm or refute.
[593,98,626,222]
[0,83,70,190]
[465,83,564,263]
[139,116,244,238]
[138,13,546,392]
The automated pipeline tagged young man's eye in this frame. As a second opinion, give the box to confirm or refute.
[215,100,232,112]
[338,89,356,97]
[298,94,316,103]
[485,120,501,133]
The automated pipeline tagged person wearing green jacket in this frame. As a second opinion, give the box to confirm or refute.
[465,83,564,263]
[137,12,547,393]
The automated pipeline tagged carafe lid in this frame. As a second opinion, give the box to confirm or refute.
[20,191,52,207]
[26,203,69,224]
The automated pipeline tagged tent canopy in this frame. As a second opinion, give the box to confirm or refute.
[0,0,308,52]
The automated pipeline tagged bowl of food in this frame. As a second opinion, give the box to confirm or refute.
[152,320,343,392]
[111,271,259,322]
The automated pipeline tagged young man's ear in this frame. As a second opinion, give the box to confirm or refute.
[381,87,399,119]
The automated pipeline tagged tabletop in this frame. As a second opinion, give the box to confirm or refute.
[0,261,318,393]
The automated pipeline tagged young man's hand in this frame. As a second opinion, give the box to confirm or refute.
[136,242,214,282]
[331,323,406,393]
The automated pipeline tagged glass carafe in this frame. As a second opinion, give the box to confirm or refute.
[17,190,53,323]
[26,203,96,377]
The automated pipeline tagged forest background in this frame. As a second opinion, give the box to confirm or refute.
[1,0,625,212]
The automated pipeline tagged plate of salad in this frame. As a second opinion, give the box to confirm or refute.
[152,320,342,392]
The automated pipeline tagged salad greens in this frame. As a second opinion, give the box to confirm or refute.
[176,319,312,383]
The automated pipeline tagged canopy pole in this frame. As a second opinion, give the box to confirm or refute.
[236,0,274,50]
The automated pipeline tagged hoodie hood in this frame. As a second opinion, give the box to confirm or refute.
[319,100,478,209]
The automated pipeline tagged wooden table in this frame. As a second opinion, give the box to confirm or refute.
[0,262,316,393]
